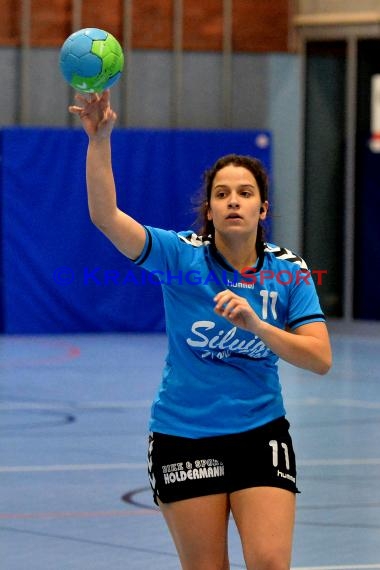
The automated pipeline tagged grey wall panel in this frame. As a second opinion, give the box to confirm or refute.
[232,54,270,130]
[0,49,18,125]
[268,54,302,253]
[124,51,172,128]
[27,49,69,126]
[181,53,224,128]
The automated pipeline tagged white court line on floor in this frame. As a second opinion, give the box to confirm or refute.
[292,563,380,570]
[0,463,147,473]
[299,458,380,466]
[287,398,380,409]
[2,457,380,473]
[1,397,380,411]
[0,400,151,411]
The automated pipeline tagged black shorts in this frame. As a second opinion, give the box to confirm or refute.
[147,417,299,505]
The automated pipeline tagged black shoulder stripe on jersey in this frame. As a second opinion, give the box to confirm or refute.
[288,314,325,329]
[264,244,308,270]
[134,227,152,266]
[275,249,307,267]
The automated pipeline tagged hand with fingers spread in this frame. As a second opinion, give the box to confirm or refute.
[214,289,261,333]
[69,89,116,140]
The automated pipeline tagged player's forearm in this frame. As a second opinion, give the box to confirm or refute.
[86,137,118,227]
[254,321,331,375]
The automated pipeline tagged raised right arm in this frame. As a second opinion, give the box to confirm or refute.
[69,90,146,260]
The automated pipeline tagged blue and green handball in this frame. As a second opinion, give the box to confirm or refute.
[59,28,124,93]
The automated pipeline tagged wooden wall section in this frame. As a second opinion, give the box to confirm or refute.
[0,0,290,52]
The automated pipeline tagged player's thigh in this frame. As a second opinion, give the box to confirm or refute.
[159,493,231,570]
[230,486,296,570]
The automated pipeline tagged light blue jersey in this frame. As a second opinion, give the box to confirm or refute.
[134,227,325,438]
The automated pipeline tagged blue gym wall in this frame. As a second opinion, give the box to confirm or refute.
[0,48,303,333]
[1,127,272,334]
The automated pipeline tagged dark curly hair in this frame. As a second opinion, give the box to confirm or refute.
[195,154,269,245]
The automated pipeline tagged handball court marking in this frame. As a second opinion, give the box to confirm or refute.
[2,397,380,411]
[293,565,380,570]
[2,333,380,569]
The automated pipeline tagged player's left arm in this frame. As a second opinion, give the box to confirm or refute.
[214,290,332,375]
[261,321,331,375]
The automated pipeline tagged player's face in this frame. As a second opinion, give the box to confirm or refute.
[207,164,268,238]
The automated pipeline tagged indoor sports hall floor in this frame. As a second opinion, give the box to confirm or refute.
[1,323,380,569]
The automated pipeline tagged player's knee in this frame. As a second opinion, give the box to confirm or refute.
[246,551,290,570]
[179,555,229,570]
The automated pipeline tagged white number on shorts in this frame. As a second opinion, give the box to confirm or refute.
[269,440,290,470]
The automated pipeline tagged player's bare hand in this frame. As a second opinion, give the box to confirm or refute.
[69,89,116,139]
[214,289,261,333]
